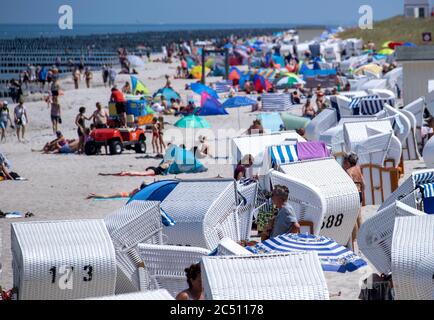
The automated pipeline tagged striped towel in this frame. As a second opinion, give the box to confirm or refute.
[348,95,379,108]
[262,93,292,111]
[415,171,434,186]
[215,80,232,93]
[269,145,298,166]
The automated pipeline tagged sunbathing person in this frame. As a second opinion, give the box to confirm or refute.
[32,131,65,153]
[176,263,204,300]
[86,182,147,199]
[98,161,172,177]
[49,139,80,154]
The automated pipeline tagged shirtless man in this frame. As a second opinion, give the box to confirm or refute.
[343,152,365,249]
[91,102,109,129]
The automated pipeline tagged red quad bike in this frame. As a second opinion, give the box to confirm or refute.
[84,128,147,155]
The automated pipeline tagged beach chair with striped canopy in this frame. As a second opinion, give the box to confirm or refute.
[391,215,434,300]
[270,157,360,245]
[349,95,395,115]
[202,252,329,300]
[268,144,299,166]
[261,93,292,111]
[11,220,117,300]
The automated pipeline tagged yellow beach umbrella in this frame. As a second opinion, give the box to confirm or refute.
[191,66,210,79]
[378,48,395,56]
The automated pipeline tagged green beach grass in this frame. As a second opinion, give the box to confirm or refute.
[338,15,434,46]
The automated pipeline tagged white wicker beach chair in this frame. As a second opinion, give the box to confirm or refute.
[400,109,420,160]
[85,289,174,300]
[271,158,360,245]
[403,97,425,147]
[201,252,329,300]
[11,219,117,300]
[304,108,338,141]
[160,179,243,249]
[104,201,163,294]
[215,238,253,256]
[357,201,425,274]
[391,215,434,300]
[138,243,210,298]
[367,89,396,100]
[236,181,259,241]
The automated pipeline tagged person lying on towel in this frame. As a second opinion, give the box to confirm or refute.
[98,160,173,177]
[86,182,147,199]
[261,185,300,241]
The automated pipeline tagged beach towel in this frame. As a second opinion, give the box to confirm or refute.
[269,145,298,166]
[296,141,330,161]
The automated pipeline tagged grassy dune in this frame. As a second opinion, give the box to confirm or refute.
[338,15,434,46]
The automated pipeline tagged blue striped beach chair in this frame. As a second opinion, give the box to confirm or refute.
[269,145,298,166]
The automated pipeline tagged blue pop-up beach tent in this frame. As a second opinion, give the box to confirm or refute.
[191,82,219,99]
[164,145,207,174]
[196,93,228,116]
[153,87,181,106]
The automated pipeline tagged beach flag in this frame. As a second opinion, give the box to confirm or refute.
[131,76,150,95]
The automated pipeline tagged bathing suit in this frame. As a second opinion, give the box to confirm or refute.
[77,116,85,137]
[146,166,165,176]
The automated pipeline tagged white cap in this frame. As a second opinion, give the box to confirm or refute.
[3,101,7,105]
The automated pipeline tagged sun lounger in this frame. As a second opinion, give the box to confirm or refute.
[358,201,425,274]
[391,215,434,300]
[138,243,210,298]
[104,201,163,294]
[85,289,174,300]
[11,219,117,300]
[271,157,360,245]
[201,252,329,300]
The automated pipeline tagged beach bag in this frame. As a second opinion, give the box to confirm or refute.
[359,274,394,300]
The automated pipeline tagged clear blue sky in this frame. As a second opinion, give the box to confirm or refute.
[0,0,404,25]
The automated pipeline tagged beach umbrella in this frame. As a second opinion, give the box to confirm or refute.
[222,96,257,108]
[127,55,145,67]
[246,233,368,273]
[378,48,394,56]
[276,75,305,88]
[190,82,219,99]
[174,115,211,129]
[191,65,210,80]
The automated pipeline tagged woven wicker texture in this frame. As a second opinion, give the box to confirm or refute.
[216,238,253,256]
[392,215,434,300]
[85,289,174,300]
[138,243,210,298]
[277,158,360,245]
[11,219,117,300]
[161,179,238,249]
[202,252,329,300]
[236,182,258,241]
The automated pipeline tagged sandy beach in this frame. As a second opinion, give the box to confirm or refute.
[0,52,427,299]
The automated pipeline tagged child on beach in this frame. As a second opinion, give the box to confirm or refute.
[343,152,365,249]
[261,185,300,241]
[151,117,161,154]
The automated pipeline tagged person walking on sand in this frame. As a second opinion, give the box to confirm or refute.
[102,65,109,88]
[14,99,28,143]
[73,68,80,89]
[84,68,93,89]
[50,95,62,134]
[75,107,91,154]
[108,65,117,88]
[151,117,161,154]
[0,101,14,142]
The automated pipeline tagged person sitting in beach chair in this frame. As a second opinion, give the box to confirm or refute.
[246,120,264,135]
[261,185,300,241]
[176,263,204,300]
[98,160,173,177]
[86,182,147,200]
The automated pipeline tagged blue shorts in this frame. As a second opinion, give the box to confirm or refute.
[59,144,71,154]
[0,121,7,129]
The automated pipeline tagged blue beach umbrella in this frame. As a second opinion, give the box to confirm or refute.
[246,233,368,273]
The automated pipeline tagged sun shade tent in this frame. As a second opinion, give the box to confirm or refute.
[11,220,117,300]
[153,87,181,107]
[392,215,434,300]
[128,180,179,203]
[271,158,360,245]
[222,96,256,108]
[196,93,228,116]
[174,115,211,129]
[191,83,219,99]
[358,172,431,274]
[162,145,207,174]
[201,252,329,300]
[280,112,310,130]
[159,179,248,249]
[104,201,163,294]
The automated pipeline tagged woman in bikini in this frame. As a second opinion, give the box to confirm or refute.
[157,116,166,153]
[151,117,161,154]
[98,160,172,177]
[86,182,147,199]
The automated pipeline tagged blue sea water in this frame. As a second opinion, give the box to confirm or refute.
[0,24,323,40]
